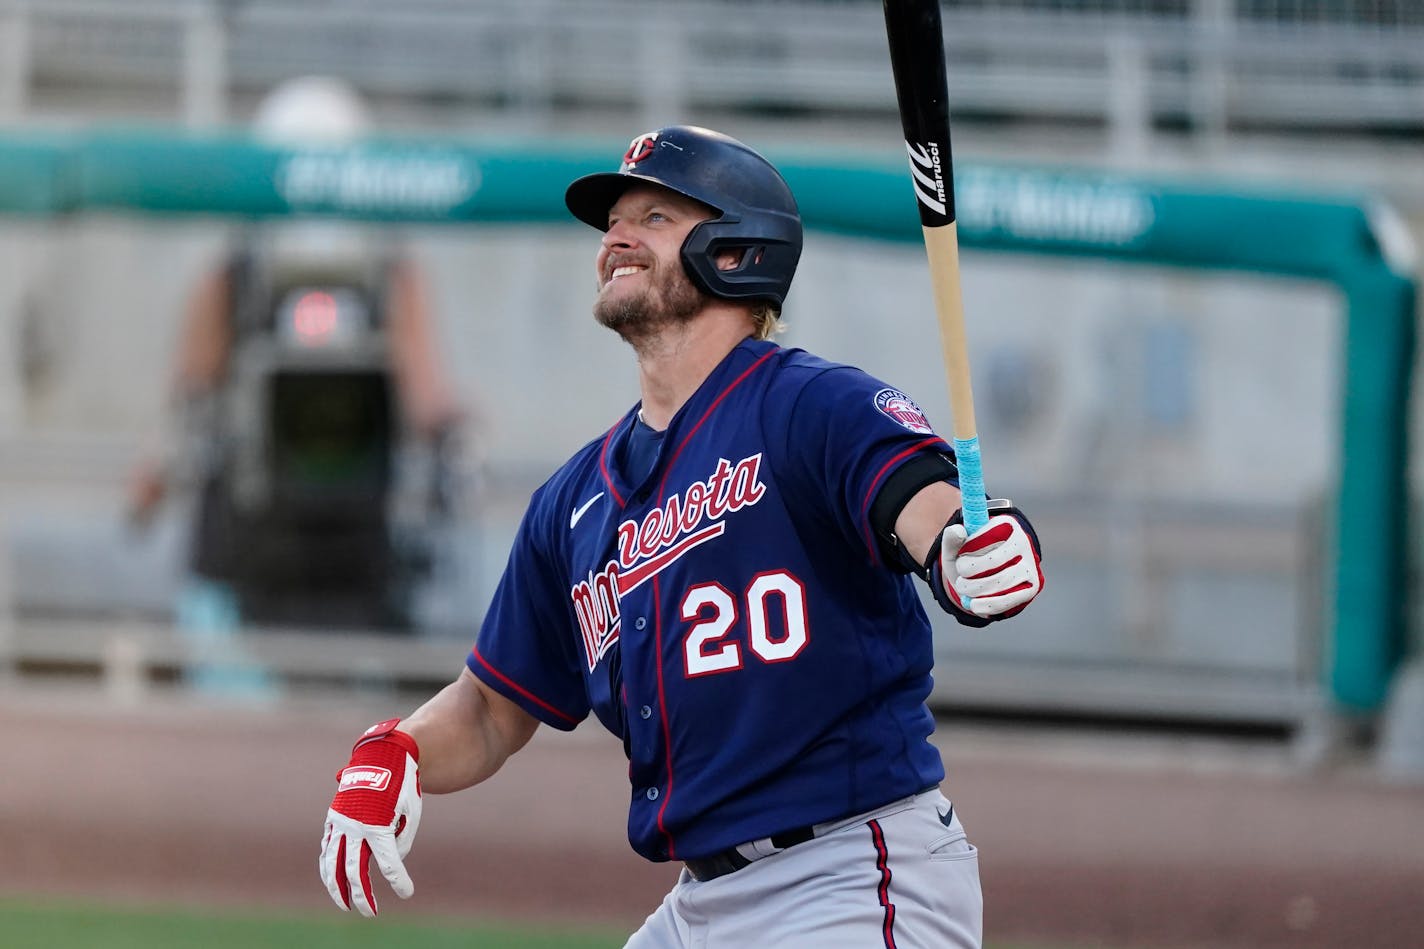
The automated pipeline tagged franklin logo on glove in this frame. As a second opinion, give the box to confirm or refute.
[338,767,392,793]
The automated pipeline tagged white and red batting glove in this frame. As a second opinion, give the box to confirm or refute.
[319,719,422,917]
[931,501,1043,627]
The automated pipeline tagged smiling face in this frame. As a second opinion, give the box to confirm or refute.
[592,183,720,343]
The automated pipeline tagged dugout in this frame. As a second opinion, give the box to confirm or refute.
[0,130,1414,733]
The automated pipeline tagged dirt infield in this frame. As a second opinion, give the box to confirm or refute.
[3,684,1422,948]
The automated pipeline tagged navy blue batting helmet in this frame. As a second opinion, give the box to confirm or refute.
[565,126,803,307]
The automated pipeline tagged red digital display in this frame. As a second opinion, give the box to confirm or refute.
[292,290,339,344]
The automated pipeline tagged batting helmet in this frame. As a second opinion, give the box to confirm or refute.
[565,126,803,306]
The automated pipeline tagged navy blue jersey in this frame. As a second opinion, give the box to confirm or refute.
[468,338,957,862]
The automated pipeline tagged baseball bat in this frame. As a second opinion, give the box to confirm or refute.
[881,0,989,536]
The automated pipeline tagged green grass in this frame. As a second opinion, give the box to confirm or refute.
[0,898,627,949]
[0,897,1082,948]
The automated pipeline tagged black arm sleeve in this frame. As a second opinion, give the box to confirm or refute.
[867,451,959,576]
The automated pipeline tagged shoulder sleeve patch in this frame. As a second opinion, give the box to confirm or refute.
[874,388,935,435]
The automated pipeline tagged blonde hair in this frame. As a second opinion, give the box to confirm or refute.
[751,303,784,340]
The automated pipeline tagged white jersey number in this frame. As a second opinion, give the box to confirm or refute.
[681,583,742,677]
[682,571,809,678]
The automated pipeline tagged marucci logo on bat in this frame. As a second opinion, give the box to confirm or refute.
[905,140,947,216]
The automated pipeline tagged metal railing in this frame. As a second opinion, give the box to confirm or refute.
[0,0,1420,135]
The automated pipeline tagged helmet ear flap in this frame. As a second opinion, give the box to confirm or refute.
[680,215,801,306]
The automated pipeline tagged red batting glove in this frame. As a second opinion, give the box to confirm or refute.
[932,502,1044,624]
[319,719,422,917]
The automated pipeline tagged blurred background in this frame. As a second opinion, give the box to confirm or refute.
[1,2,1422,948]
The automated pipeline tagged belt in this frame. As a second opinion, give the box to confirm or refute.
[683,824,817,883]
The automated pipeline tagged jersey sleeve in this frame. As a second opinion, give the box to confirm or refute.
[768,362,955,567]
[467,492,590,731]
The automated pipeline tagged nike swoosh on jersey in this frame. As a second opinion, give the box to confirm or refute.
[569,492,605,529]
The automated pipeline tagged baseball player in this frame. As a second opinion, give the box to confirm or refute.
[320,126,1044,948]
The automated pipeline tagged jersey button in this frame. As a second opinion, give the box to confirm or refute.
[634,617,646,630]
[645,787,660,801]
[640,705,652,720]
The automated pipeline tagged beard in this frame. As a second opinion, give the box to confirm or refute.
[594,260,708,343]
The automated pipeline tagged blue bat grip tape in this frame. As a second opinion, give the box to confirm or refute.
[953,437,989,534]
[952,436,989,613]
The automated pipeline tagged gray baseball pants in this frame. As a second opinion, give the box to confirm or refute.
[624,788,982,948]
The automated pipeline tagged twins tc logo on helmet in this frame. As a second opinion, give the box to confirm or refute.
[621,132,659,171]
[875,388,935,435]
